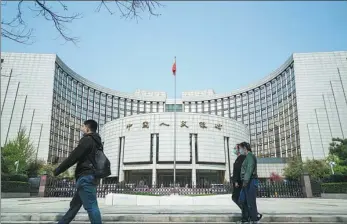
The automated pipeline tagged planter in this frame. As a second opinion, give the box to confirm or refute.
[321,193,347,200]
[1,192,30,198]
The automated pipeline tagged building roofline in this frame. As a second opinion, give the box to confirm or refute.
[55,55,168,102]
[181,54,294,101]
[4,50,346,102]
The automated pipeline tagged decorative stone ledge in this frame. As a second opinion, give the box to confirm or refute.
[1,192,30,198]
[321,193,347,199]
[105,193,234,206]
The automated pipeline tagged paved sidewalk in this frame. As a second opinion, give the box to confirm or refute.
[2,197,347,223]
[2,197,347,215]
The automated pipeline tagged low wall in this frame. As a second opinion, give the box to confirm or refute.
[1,192,30,198]
[105,193,235,206]
[321,193,347,200]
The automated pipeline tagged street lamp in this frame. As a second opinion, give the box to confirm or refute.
[328,161,336,175]
[14,160,19,173]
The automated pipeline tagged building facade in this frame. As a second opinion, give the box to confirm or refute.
[1,51,346,181]
[100,112,250,186]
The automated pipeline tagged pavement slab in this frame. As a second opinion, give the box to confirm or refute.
[1,197,347,223]
[2,197,347,215]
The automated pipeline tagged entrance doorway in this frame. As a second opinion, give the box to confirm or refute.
[156,169,192,187]
[196,170,225,187]
[124,170,152,187]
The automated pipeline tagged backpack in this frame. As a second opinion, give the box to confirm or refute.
[92,143,111,178]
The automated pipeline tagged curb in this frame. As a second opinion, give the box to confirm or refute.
[1,222,346,224]
[2,214,347,223]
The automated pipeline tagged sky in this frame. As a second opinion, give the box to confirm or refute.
[2,1,347,98]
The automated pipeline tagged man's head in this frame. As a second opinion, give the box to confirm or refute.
[81,119,98,134]
[239,142,251,154]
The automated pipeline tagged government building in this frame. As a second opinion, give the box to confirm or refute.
[1,51,346,186]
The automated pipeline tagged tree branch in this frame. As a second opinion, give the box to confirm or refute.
[1,0,163,45]
[33,0,82,45]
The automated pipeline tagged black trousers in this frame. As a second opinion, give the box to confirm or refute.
[241,179,259,222]
[232,183,242,209]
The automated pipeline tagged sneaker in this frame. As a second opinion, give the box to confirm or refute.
[239,218,250,223]
[236,220,249,224]
[257,213,263,221]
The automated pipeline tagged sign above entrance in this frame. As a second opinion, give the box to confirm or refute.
[215,124,222,130]
[124,121,223,131]
[126,124,133,130]
[199,122,207,129]
[142,121,149,129]
[181,121,188,128]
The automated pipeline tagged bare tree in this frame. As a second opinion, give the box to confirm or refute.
[1,0,163,45]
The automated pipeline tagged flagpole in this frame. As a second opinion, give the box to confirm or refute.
[173,56,177,189]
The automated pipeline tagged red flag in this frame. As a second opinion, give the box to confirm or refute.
[172,57,176,76]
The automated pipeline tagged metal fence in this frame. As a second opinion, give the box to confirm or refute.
[257,181,304,198]
[44,177,305,198]
[311,179,322,197]
[28,177,41,197]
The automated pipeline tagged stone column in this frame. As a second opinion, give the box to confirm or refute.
[152,134,157,187]
[191,134,197,187]
[301,172,313,198]
[224,137,230,183]
[118,137,125,182]
[38,175,48,197]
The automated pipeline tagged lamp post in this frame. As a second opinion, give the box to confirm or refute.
[14,160,19,173]
[329,161,336,175]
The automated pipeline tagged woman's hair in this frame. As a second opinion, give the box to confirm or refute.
[239,142,251,152]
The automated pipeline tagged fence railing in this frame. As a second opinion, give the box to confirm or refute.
[311,179,322,197]
[44,177,305,198]
[257,181,304,198]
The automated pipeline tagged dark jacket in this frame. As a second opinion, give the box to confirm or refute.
[241,151,258,183]
[232,154,246,185]
[54,133,102,180]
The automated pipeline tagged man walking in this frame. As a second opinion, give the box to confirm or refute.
[53,120,103,224]
[231,144,246,208]
[239,142,262,223]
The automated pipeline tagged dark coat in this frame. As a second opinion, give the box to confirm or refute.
[232,154,246,185]
[54,133,102,180]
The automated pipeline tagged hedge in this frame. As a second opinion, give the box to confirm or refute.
[321,182,347,194]
[322,175,347,183]
[1,174,29,182]
[1,181,30,193]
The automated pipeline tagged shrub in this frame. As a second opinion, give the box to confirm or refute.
[270,172,283,182]
[322,174,347,183]
[26,160,45,177]
[1,129,35,174]
[321,182,347,194]
[283,156,304,180]
[1,181,30,193]
[1,173,28,182]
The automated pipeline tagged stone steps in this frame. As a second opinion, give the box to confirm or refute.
[2,213,347,223]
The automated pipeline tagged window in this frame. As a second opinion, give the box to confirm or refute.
[165,104,183,112]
